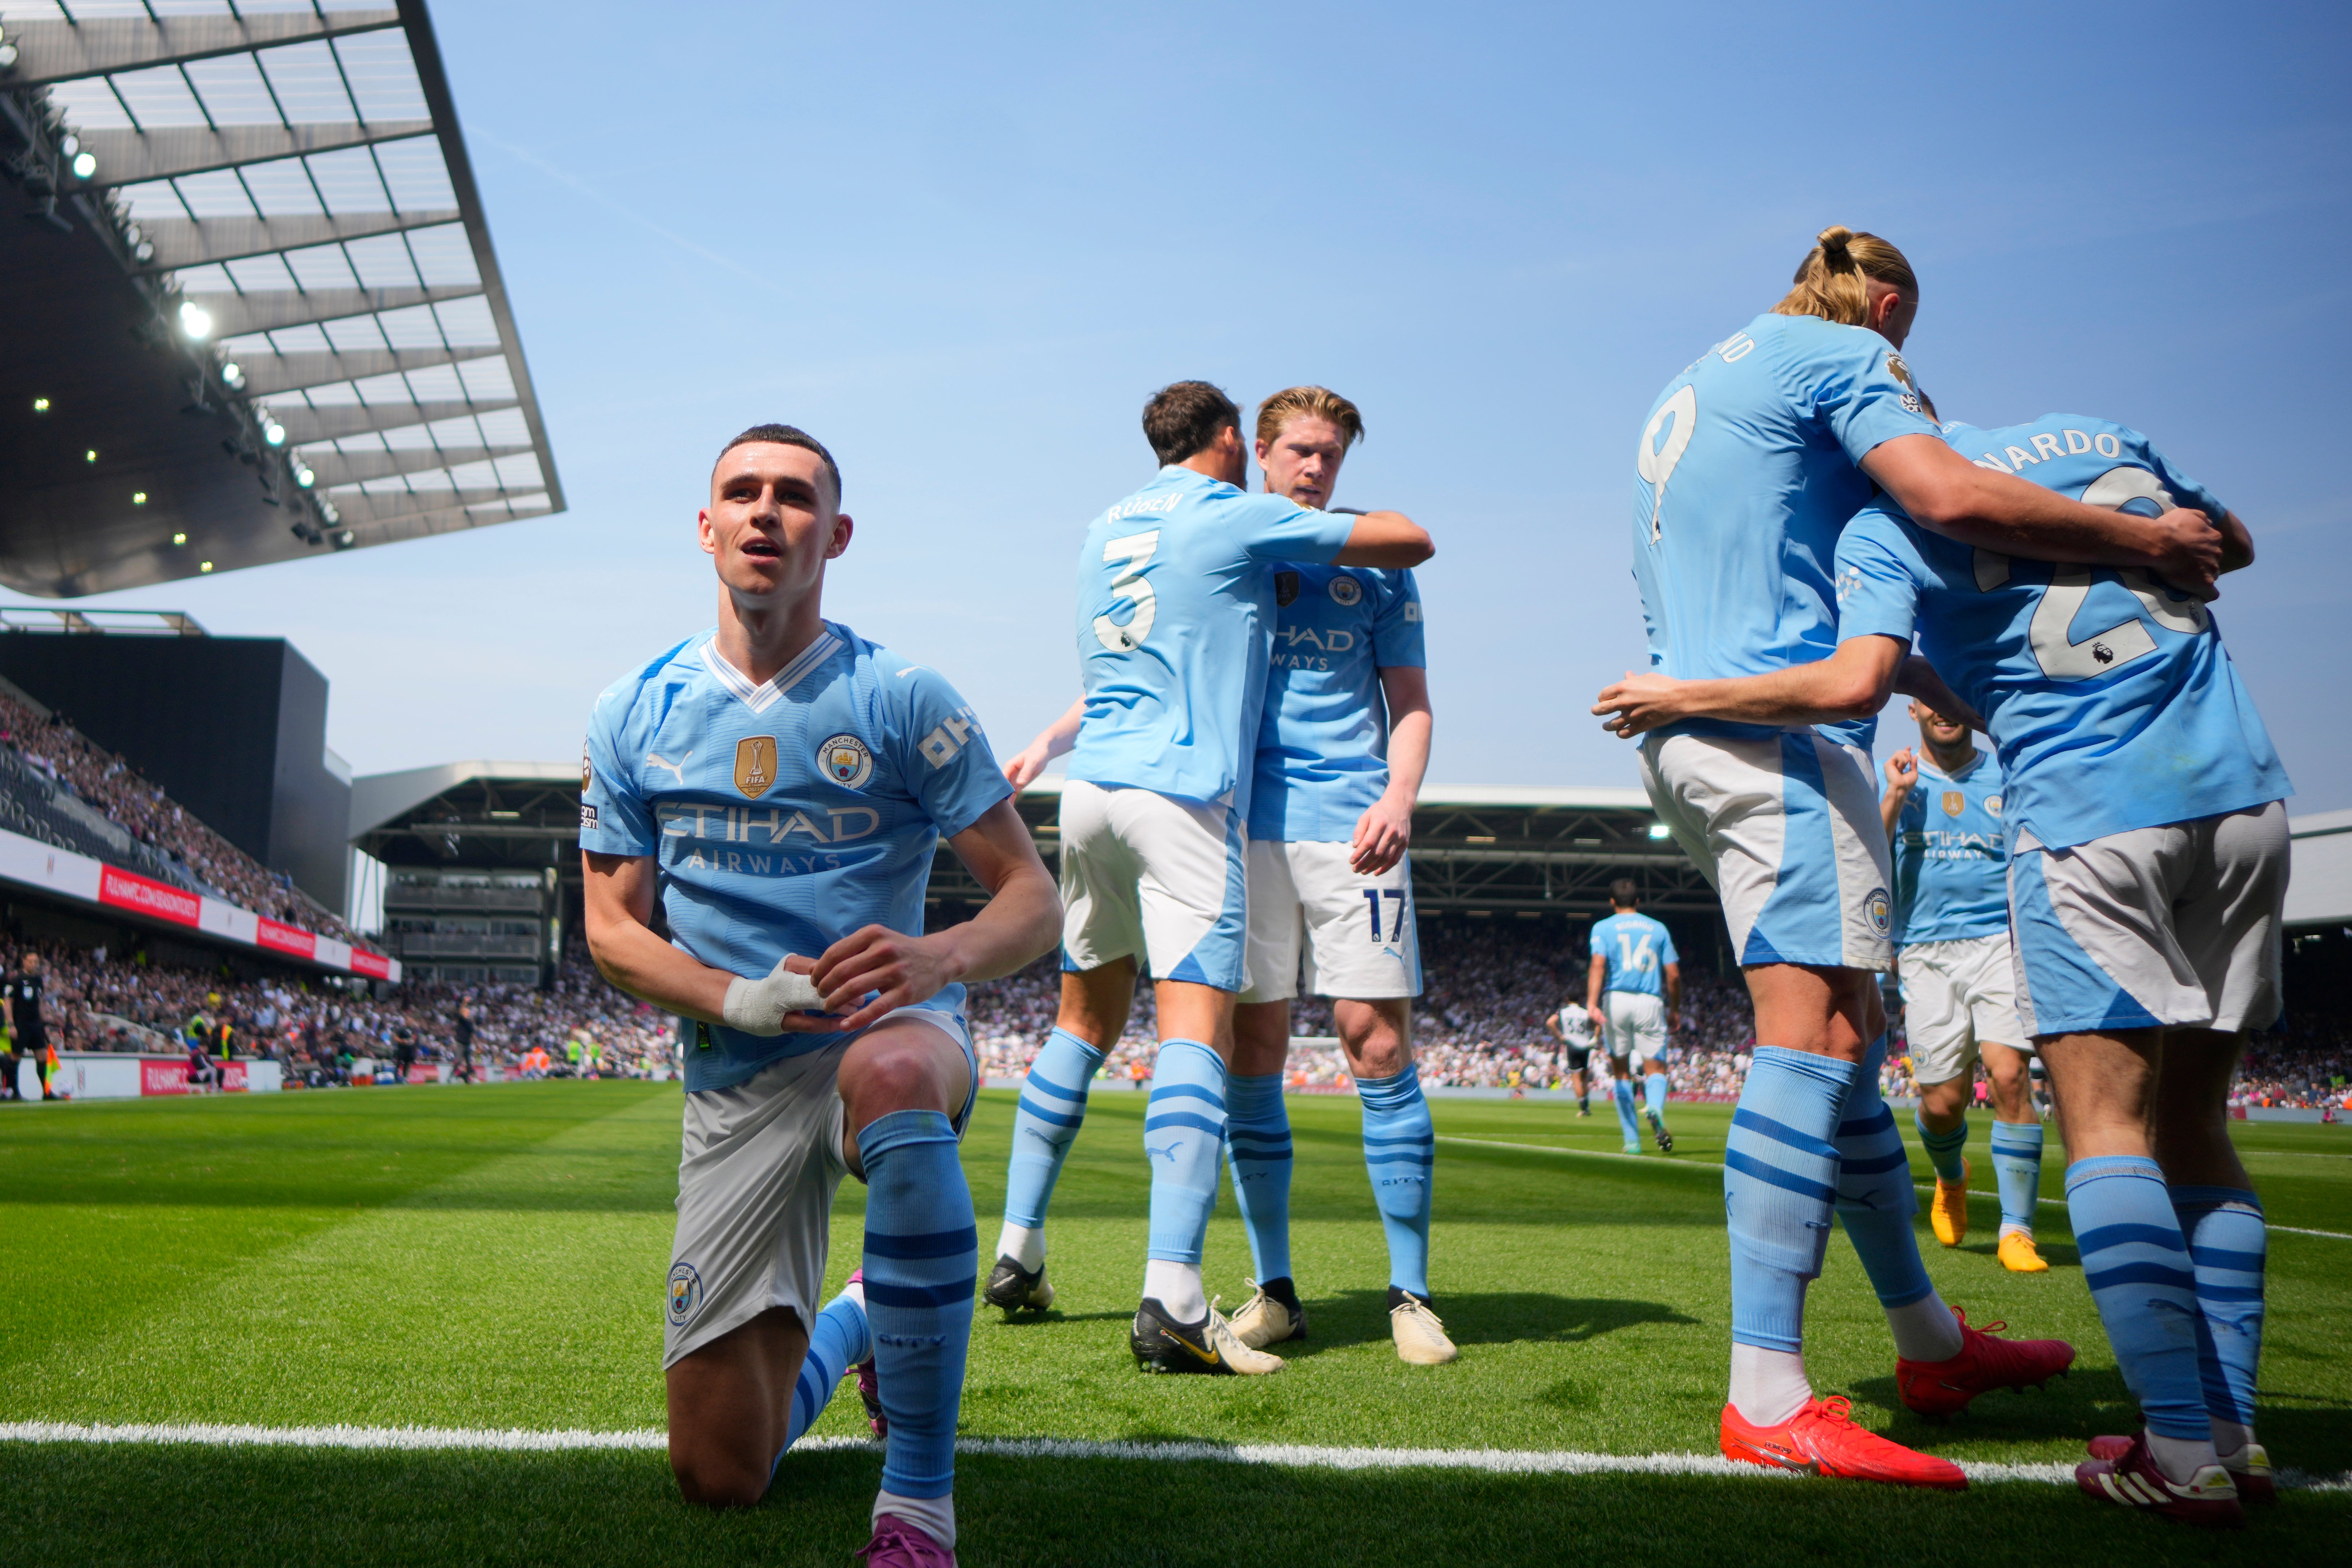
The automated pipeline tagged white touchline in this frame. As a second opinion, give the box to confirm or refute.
[3,1423,2342,1492]
[1435,1136,2352,1242]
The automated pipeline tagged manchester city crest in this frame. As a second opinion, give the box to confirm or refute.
[1865,888,1892,936]
[1329,574,1364,607]
[1984,795,2003,817]
[668,1261,702,1324]
[817,733,875,789]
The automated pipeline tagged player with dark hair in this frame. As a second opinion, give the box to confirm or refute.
[581,423,1060,1564]
[1589,880,1679,1154]
[987,380,1432,1376]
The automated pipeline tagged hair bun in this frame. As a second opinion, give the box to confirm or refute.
[1816,225,1854,254]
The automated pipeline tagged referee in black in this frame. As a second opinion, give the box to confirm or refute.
[4,952,51,1102]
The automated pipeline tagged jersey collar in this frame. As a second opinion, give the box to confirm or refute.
[699,630,842,714]
[1919,748,1986,784]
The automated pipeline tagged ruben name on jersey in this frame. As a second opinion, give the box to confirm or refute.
[1835,414,2291,851]
[580,623,1010,1091]
[1249,562,1424,844]
[1893,752,2009,944]
[1631,312,1942,740]
[1069,467,1355,809]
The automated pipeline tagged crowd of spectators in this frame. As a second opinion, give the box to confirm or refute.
[0,684,369,946]
[12,909,2349,1109]
[965,919,2352,1109]
[10,934,673,1085]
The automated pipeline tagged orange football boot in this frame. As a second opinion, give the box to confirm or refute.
[1720,1395,1967,1490]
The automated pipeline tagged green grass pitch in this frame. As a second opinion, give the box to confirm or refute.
[1,1082,2346,1565]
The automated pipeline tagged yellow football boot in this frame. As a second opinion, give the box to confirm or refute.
[1930,1158,1970,1247]
[1998,1230,2050,1273]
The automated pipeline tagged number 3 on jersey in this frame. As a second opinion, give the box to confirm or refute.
[1094,530,1160,652]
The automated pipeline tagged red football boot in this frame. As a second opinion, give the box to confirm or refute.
[2077,1431,2243,1526]
[1720,1396,1968,1490]
[1897,1307,2075,1416]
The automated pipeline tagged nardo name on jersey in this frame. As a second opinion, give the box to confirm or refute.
[1069,467,1355,810]
[1835,414,2291,852]
[1250,561,1425,844]
[580,623,1010,1091]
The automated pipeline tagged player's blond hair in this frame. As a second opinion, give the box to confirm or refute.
[1772,226,1919,326]
[1254,385,1365,450]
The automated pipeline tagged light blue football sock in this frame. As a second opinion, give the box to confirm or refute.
[1914,1107,1969,1184]
[1644,1072,1670,1124]
[2171,1185,2265,1430]
[1613,1076,1640,1146]
[857,1109,975,1502]
[1358,1064,1435,1299]
[1724,1047,1853,1351]
[1144,1040,1226,1264]
[1224,1072,1294,1284]
[1835,1036,1934,1310]
[1002,1028,1105,1230]
[2066,1155,2208,1440]
[1990,1120,2045,1233]
[775,1288,872,1478]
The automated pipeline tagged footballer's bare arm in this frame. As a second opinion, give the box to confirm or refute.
[1005,695,1083,788]
[1332,511,1433,569]
[582,849,742,1025]
[806,798,1062,1034]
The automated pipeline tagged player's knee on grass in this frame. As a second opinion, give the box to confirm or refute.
[671,1437,774,1510]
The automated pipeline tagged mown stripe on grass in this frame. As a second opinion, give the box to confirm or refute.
[7,1423,2344,1492]
[1435,1137,2352,1241]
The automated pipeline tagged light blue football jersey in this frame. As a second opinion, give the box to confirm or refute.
[1068,467,1356,809]
[579,624,1012,1092]
[1891,749,2009,943]
[1835,414,2291,851]
[1248,562,1425,843]
[1631,313,1942,740]
[1591,912,1678,998]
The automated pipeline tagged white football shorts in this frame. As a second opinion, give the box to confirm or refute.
[1058,778,1248,992]
[2008,801,2287,1038]
[1604,991,1667,1070]
[663,1004,974,1369]
[1898,931,2027,1086]
[1239,838,1422,1003]
[1640,728,1894,972]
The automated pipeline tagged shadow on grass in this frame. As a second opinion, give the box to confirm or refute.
[1,1439,2341,1568]
[1289,1290,1700,1356]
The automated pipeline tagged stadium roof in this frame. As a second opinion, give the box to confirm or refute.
[349,765,1712,917]
[2288,808,2352,928]
[0,0,560,595]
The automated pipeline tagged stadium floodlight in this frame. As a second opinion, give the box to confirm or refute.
[332,529,355,550]
[84,448,96,462]
[31,397,47,413]
[0,35,16,71]
[59,134,78,156]
[71,151,97,180]
[134,242,154,262]
[292,462,315,488]
[1647,823,1671,840]
[171,532,187,545]
[319,500,341,524]
[124,224,141,246]
[179,302,214,340]
[220,362,245,391]
[199,561,213,573]
[261,417,286,447]
[132,492,147,505]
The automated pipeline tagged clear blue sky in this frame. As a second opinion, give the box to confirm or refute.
[12,1,2349,806]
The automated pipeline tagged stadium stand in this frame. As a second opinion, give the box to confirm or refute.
[0,677,367,945]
